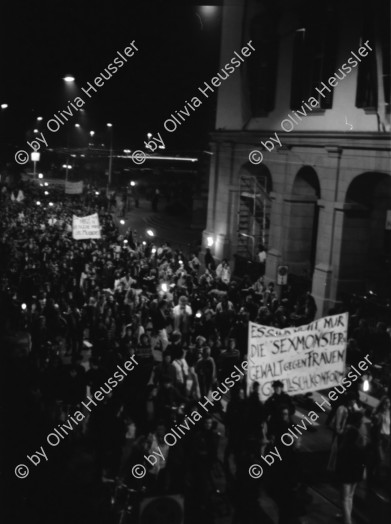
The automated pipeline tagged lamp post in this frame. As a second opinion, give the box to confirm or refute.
[31,152,40,179]
[107,123,113,193]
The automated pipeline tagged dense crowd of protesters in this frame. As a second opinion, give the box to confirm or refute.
[1,181,390,524]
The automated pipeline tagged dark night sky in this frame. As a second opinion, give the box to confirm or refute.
[0,0,223,155]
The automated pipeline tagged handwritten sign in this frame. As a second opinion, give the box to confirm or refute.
[72,213,101,240]
[247,313,348,400]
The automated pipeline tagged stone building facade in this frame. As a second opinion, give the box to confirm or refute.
[203,0,391,315]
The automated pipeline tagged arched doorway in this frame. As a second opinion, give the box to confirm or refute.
[236,162,273,259]
[286,167,320,282]
[339,172,391,296]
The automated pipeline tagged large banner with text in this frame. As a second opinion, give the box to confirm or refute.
[247,313,348,400]
[72,213,101,240]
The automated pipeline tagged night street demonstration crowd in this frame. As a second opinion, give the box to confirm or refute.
[1,181,390,524]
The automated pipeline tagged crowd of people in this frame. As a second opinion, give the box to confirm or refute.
[2,181,390,524]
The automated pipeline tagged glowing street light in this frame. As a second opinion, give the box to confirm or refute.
[146,229,155,237]
[147,132,152,139]
[37,116,43,121]
[33,129,39,133]
[107,123,113,128]
[63,75,75,82]
[120,219,125,225]
[36,201,41,206]
[75,123,80,128]
[38,173,44,179]
[44,182,48,186]
[1,103,8,109]
[207,236,214,247]
[48,202,54,207]
[130,181,136,186]
[21,303,27,310]
[44,191,49,195]
[31,152,40,179]
[90,131,95,137]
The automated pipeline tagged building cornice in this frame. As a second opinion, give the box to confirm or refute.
[210,130,391,151]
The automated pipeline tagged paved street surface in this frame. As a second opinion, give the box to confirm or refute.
[213,392,391,524]
[111,200,202,255]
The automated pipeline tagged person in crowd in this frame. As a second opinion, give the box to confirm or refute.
[265,380,295,432]
[3,181,390,522]
[195,346,216,397]
[257,244,267,277]
[172,295,192,343]
[153,352,176,387]
[224,387,247,476]
[327,392,360,472]
[204,247,216,272]
[370,395,390,479]
[336,411,368,524]
[216,258,231,287]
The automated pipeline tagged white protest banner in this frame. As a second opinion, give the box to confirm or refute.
[65,180,83,195]
[72,213,101,240]
[247,313,348,400]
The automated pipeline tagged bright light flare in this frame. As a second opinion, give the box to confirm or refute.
[146,229,155,237]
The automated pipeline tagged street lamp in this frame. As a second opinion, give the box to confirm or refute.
[62,163,72,183]
[31,152,40,179]
[37,116,43,121]
[63,76,75,82]
[1,103,8,110]
[107,123,114,194]
[75,123,80,128]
